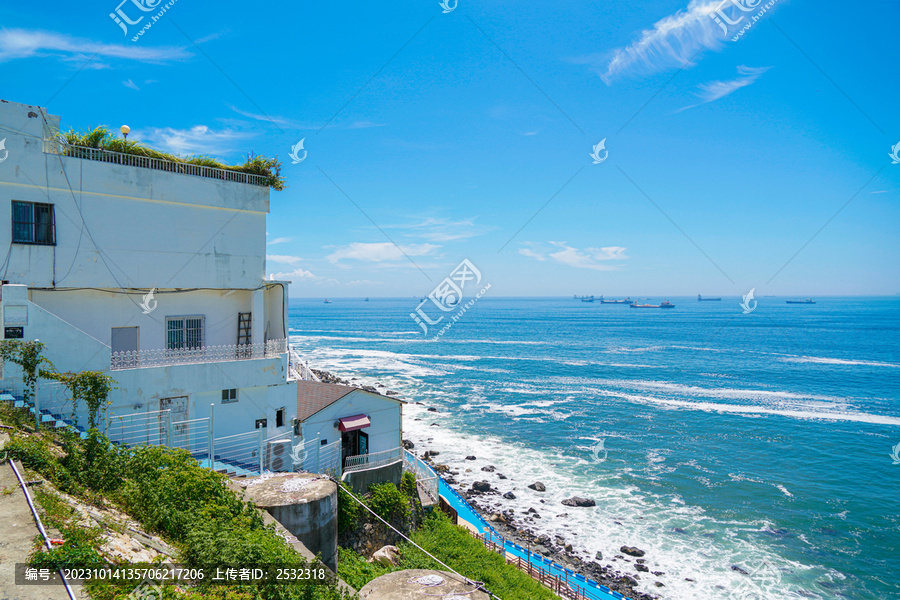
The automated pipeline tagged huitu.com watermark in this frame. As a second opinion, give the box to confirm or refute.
[411,259,490,339]
[710,0,780,42]
[109,0,180,42]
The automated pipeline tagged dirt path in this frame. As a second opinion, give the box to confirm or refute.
[0,446,74,600]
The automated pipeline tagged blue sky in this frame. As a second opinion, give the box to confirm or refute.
[2,0,898,297]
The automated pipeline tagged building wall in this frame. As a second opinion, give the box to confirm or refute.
[300,390,402,454]
[0,100,269,291]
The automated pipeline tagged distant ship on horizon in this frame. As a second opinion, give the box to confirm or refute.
[630,300,675,309]
[698,294,722,301]
[600,296,632,304]
[786,298,816,304]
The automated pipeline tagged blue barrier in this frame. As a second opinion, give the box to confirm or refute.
[403,452,634,600]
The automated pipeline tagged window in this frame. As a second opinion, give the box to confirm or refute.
[320,439,328,446]
[12,201,55,245]
[276,407,285,428]
[222,389,237,403]
[166,316,204,350]
[255,418,267,429]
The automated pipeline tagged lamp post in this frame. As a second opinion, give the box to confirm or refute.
[120,125,130,154]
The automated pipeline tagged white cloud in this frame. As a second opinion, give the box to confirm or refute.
[548,242,628,271]
[268,268,316,282]
[327,242,440,264]
[386,217,490,243]
[347,280,384,286]
[697,65,770,102]
[0,29,190,64]
[123,79,139,90]
[133,125,254,157]
[267,237,293,245]
[266,254,303,265]
[518,248,546,261]
[573,1,726,82]
[520,242,627,270]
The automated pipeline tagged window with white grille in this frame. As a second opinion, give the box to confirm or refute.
[166,316,205,350]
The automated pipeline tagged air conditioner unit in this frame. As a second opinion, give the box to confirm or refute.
[266,438,292,472]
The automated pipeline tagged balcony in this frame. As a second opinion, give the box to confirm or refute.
[111,339,287,371]
[44,139,270,187]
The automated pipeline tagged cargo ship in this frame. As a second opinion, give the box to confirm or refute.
[786,298,815,304]
[600,296,632,304]
[581,295,595,303]
[630,301,676,309]
[697,294,722,301]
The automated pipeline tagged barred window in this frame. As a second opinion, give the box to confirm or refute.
[12,201,55,245]
[166,316,205,350]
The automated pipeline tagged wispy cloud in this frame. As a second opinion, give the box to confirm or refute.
[573,1,725,82]
[133,125,254,157]
[386,217,491,243]
[518,247,546,261]
[698,65,770,102]
[227,104,385,130]
[348,279,384,286]
[679,65,771,111]
[0,29,190,64]
[267,254,304,265]
[268,267,317,282]
[327,242,440,265]
[123,79,139,90]
[521,242,627,270]
[267,237,293,245]
[549,242,627,270]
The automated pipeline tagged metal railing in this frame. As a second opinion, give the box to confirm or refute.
[402,449,439,506]
[288,347,320,381]
[45,139,269,187]
[343,446,403,474]
[111,339,288,370]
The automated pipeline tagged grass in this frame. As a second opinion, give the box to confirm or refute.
[62,126,286,191]
[337,510,557,600]
[0,401,353,600]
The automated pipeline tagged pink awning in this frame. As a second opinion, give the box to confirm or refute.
[338,414,370,432]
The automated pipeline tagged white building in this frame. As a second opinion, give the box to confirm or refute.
[0,99,310,465]
[294,380,404,491]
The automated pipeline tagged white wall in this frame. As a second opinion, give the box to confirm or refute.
[31,288,262,350]
[300,390,402,454]
[0,100,270,290]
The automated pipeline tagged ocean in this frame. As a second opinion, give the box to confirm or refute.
[288,296,899,600]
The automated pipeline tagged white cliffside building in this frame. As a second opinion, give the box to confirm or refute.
[0,98,304,448]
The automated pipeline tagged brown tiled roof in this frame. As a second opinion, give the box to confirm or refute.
[296,381,356,421]
[296,380,407,421]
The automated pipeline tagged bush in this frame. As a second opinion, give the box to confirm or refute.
[337,483,359,534]
[365,483,409,523]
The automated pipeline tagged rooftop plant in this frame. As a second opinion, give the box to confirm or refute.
[62,126,285,191]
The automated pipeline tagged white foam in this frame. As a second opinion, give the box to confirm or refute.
[780,356,900,368]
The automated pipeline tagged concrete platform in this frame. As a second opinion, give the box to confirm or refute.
[358,569,490,599]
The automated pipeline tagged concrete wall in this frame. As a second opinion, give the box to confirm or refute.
[0,99,269,290]
[300,390,403,453]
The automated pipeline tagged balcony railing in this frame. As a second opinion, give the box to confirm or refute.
[288,347,320,381]
[45,139,269,187]
[343,446,403,474]
[111,339,288,371]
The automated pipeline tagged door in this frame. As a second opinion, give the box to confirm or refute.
[160,396,189,448]
[111,327,139,354]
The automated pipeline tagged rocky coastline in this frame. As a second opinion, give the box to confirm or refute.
[314,369,663,599]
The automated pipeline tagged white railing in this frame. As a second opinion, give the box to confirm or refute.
[111,339,288,370]
[288,347,320,381]
[46,140,269,187]
[343,446,403,474]
[403,449,439,506]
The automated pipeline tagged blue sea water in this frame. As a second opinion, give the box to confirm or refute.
[288,296,900,600]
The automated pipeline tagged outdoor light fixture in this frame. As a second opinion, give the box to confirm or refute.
[120,125,130,140]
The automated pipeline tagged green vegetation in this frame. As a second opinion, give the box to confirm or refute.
[0,340,52,407]
[62,126,286,191]
[1,400,353,600]
[336,485,556,600]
